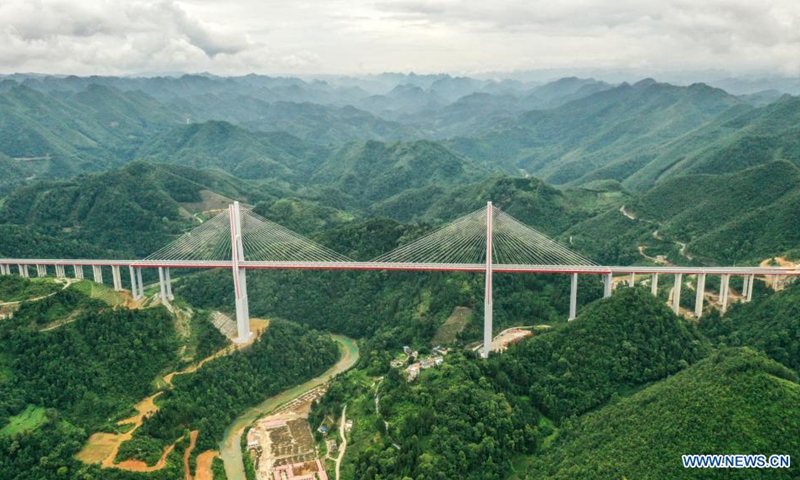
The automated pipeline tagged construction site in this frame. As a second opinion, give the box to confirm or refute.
[246,386,330,480]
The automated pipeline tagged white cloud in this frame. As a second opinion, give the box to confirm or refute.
[0,0,797,76]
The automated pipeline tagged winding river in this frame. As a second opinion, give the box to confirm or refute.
[219,334,359,480]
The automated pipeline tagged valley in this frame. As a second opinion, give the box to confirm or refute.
[0,71,798,480]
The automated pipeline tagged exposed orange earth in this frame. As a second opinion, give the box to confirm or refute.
[76,318,270,475]
[194,450,220,480]
[75,392,163,467]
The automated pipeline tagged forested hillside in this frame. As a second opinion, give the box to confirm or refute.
[523,348,800,479]
[488,288,709,420]
[448,80,743,186]
[0,162,255,257]
[0,282,180,478]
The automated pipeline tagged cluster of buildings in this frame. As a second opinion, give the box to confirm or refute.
[391,345,449,381]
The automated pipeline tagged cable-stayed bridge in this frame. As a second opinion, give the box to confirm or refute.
[1,202,797,357]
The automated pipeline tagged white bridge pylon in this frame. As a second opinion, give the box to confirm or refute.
[144,201,355,342]
[371,202,597,357]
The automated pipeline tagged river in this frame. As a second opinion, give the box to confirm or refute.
[219,334,359,480]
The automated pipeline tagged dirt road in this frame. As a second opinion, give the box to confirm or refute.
[335,405,348,480]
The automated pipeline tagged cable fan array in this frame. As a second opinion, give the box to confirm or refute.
[492,209,596,266]
[145,209,233,261]
[370,205,596,266]
[370,207,489,265]
[240,209,352,262]
[144,208,352,263]
[144,203,595,267]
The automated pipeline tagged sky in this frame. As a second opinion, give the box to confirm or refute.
[0,0,798,77]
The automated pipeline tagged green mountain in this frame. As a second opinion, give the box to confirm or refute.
[369,174,627,234]
[172,95,422,144]
[0,162,255,258]
[491,288,709,421]
[523,348,800,479]
[628,160,800,263]
[701,281,800,373]
[311,140,491,205]
[136,120,325,181]
[623,94,800,190]
[565,160,800,265]
[0,84,181,195]
[448,80,744,187]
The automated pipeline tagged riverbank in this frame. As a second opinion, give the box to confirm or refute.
[219,334,359,480]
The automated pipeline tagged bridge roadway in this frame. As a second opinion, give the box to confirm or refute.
[1,258,798,276]
[3,256,797,356]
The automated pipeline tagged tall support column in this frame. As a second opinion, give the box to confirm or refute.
[651,273,659,296]
[720,274,730,313]
[482,202,493,358]
[73,265,83,280]
[629,272,635,287]
[603,273,612,298]
[55,265,64,278]
[672,273,683,314]
[37,265,46,277]
[165,268,174,300]
[92,266,103,284]
[0,264,7,275]
[230,201,252,344]
[694,273,706,318]
[129,266,139,300]
[741,275,749,303]
[772,275,779,291]
[568,273,578,321]
[18,265,28,278]
[136,268,144,299]
[746,274,754,302]
[111,266,122,291]
[158,267,168,305]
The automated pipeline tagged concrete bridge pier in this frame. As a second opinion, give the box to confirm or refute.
[128,266,137,299]
[18,265,28,278]
[165,268,174,300]
[603,273,612,298]
[0,264,7,275]
[73,265,83,280]
[158,267,168,305]
[746,274,754,301]
[719,274,730,313]
[651,273,659,296]
[694,273,706,318]
[672,273,683,314]
[92,266,103,284]
[629,272,635,287]
[482,202,494,358]
[37,265,46,277]
[136,268,144,299]
[568,273,578,321]
[55,265,65,278]
[111,266,122,291]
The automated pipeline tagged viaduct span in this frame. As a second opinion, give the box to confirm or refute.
[1,202,797,357]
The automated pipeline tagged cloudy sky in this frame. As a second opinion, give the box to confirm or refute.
[0,0,798,76]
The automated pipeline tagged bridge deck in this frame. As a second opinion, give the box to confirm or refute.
[1,259,796,276]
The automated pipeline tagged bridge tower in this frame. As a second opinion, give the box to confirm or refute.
[482,201,493,358]
[230,201,252,343]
